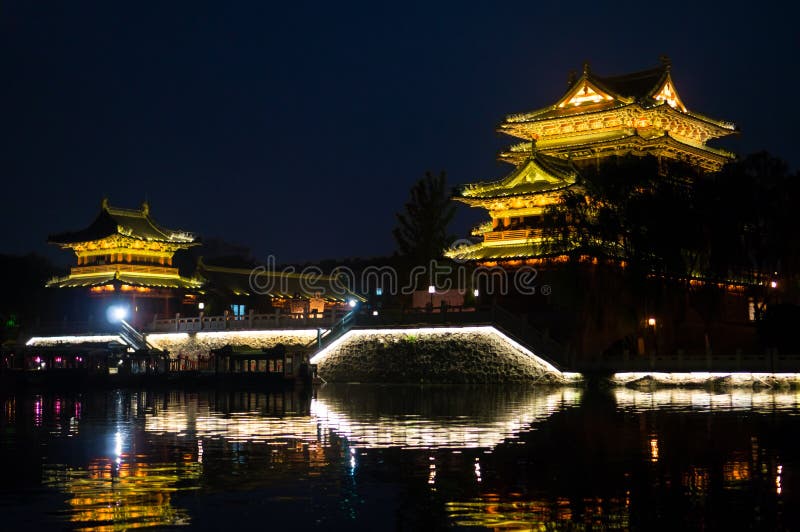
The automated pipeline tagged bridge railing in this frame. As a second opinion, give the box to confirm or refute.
[148,308,353,333]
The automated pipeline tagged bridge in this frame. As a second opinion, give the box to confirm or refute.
[145,305,573,377]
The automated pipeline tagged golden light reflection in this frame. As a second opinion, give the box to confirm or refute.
[446,495,628,529]
[649,437,659,463]
[43,459,201,531]
[724,459,750,485]
[683,466,710,496]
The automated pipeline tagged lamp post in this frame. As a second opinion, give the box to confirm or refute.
[428,285,435,310]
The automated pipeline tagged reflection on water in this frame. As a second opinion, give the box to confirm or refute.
[313,386,581,449]
[614,387,800,412]
[1,386,800,530]
[42,461,199,531]
[143,386,581,449]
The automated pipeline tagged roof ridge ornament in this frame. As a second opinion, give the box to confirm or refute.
[583,61,590,75]
[101,197,109,211]
[566,69,577,87]
[660,55,672,69]
[141,200,150,216]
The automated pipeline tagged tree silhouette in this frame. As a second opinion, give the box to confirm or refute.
[393,171,457,264]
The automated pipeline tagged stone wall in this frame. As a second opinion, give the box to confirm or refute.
[147,330,317,360]
[314,329,568,384]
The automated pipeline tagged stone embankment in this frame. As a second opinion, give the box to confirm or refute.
[314,329,569,384]
[147,330,316,359]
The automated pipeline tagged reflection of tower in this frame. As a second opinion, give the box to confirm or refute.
[42,457,201,529]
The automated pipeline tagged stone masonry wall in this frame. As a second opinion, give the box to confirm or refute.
[315,329,566,384]
[147,330,317,360]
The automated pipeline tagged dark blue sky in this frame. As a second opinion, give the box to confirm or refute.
[2,1,797,264]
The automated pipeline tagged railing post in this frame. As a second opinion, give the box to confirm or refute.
[175,313,180,332]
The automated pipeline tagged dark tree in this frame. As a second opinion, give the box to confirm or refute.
[393,171,457,264]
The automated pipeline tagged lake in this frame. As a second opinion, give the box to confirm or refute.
[1,384,798,530]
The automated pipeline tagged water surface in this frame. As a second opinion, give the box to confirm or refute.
[1,385,798,530]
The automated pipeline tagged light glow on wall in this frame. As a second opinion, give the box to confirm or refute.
[26,335,125,346]
[613,372,800,387]
[309,325,581,379]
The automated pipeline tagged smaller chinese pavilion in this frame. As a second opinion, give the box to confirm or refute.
[47,199,202,326]
[445,150,579,264]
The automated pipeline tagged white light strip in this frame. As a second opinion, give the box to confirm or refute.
[26,335,125,346]
[488,327,561,375]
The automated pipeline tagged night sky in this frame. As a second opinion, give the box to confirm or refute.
[2,1,797,265]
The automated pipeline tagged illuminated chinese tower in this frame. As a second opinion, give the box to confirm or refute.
[447,58,737,264]
[47,198,202,324]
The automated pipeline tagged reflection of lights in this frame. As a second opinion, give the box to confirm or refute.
[34,396,43,427]
[724,460,750,483]
[649,438,659,463]
[428,456,436,486]
[683,467,709,495]
[349,447,356,476]
[447,495,597,529]
[777,465,783,495]
[474,458,482,483]
[114,431,123,465]
[614,388,800,413]
[197,440,203,463]
[143,389,581,450]
[42,460,200,529]
[308,388,581,449]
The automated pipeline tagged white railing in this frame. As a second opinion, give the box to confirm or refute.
[147,308,353,333]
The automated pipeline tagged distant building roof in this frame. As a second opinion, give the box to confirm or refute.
[197,258,366,302]
[502,59,736,133]
[48,198,197,246]
[46,270,203,289]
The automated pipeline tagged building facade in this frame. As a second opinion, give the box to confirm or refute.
[47,199,202,326]
[447,59,737,265]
